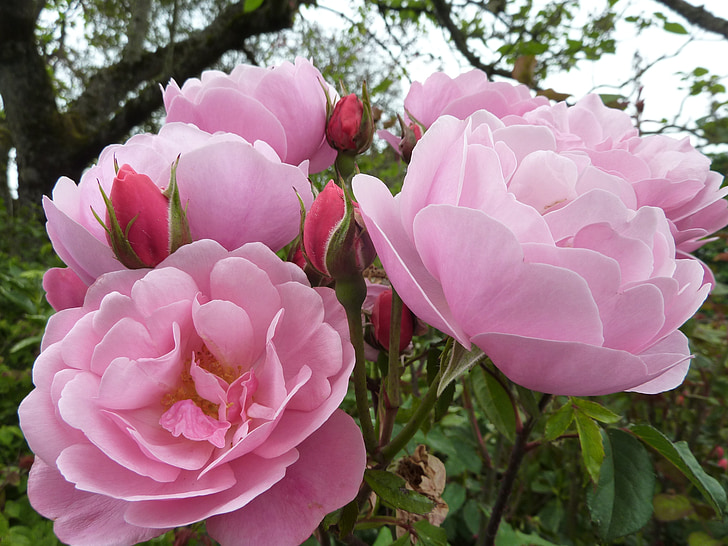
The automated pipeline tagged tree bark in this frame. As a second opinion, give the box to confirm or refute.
[0,0,311,204]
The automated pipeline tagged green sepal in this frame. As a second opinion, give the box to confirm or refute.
[92,183,148,269]
[325,180,359,279]
[438,341,485,396]
[165,156,192,254]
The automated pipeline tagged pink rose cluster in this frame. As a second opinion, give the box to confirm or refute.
[24,58,368,546]
[357,71,728,396]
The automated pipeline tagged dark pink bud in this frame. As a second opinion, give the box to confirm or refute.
[371,289,414,353]
[326,94,373,154]
[303,181,376,279]
[719,458,728,471]
[106,165,170,267]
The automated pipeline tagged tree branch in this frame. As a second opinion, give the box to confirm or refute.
[428,0,511,79]
[70,0,306,143]
[653,0,728,40]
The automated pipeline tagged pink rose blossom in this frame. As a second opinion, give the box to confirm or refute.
[43,122,313,308]
[354,112,714,396]
[378,69,547,158]
[509,94,728,260]
[404,69,549,129]
[19,239,364,546]
[163,57,337,173]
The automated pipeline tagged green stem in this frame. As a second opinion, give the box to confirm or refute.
[380,369,442,463]
[336,276,378,454]
[479,393,553,546]
[379,289,403,447]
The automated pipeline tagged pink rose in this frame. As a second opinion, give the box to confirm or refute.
[353,112,713,396]
[378,69,547,158]
[19,240,364,546]
[163,58,337,173]
[404,69,549,129]
[511,94,728,260]
[43,123,313,307]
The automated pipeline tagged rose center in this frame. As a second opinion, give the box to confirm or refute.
[161,345,243,418]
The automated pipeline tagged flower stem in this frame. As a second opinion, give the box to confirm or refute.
[379,289,403,447]
[479,393,552,546]
[379,369,442,463]
[336,276,378,454]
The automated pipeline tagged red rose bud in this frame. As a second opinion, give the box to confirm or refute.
[303,180,376,279]
[326,91,374,155]
[96,161,191,269]
[372,289,414,353]
[398,114,423,164]
[105,165,170,268]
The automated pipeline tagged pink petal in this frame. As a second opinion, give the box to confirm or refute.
[56,443,234,500]
[472,332,652,396]
[124,449,298,528]
[43,267,88,310]
[28,459,167,546]
[413,205,604,344]
[353,174,469,344]
[159,400,230,448]
[206,410,365,546]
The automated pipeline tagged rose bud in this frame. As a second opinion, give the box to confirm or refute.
[398,114,423,163]
[372,289,415,353]
[719,458,728,471]
[303,180,376,280]
[326,91,374,155]
[97,162,191,269]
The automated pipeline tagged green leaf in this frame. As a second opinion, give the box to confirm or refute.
[571,398,621,424]
[438,341,485,395]
[664,21,688,34]
[688,531,723,546]
[630,424,727,515]
[412,520,447,546]
[574,411,604,484]
[653,493,695,521]
[588,429,655,541]
[243,0,265,13]
[471,366,516,443]
[544,401,574,441]
[372,527,393,546]
[434,381,456,422]
[338,499,359,539]
[364,470,435,515]
[514,384,540,417]
[391,533,412,546]
[496,521,562,545]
